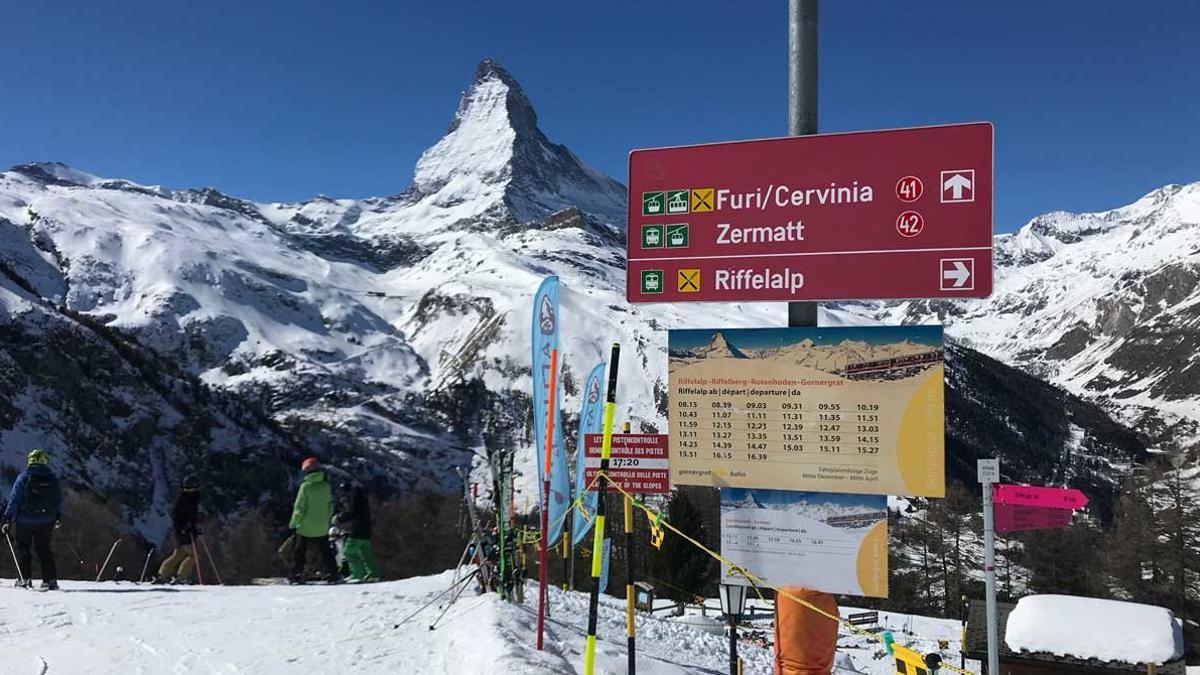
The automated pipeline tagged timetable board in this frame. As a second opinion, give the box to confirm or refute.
[668,326,945,497]
[720,487,888,597]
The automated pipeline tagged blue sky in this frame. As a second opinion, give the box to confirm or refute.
[670,326,943,352]
[1,1,1196,231]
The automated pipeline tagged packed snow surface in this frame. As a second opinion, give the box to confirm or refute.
[0,572,973,674]
[1004,594,1183,665]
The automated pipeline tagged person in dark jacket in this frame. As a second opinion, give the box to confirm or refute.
[2,449,63,590]
[151,474,201,585]
[340,482,379,583]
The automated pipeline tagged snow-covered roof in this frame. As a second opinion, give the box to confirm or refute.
[1005,594,1183,665]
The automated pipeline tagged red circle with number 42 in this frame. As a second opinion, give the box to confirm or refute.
[896,211,924,237]
[895,176,923,202]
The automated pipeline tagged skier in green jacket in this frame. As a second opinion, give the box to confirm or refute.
[287,457,338,584]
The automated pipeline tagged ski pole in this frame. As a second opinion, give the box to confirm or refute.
[452,535,473,587]
[198,535,223,585]
[5,531,26,586]
[139,546,155,583]
[95,538,121,582]
[191,534,205,585]
[429,568,479,631]
[393,569,478,629]
[63,538,87,568]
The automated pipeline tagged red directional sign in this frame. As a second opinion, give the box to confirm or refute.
[994,503,1075,533]
[583,433,669,494]
[993,484,1089,510]
[627,123,993,303]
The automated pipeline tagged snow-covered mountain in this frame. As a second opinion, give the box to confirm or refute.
[680,331,751,359]
[0,60,786,533]
[0,59,1167,536]
[257,59,626,242]
[847,183,1200,459]
[748,337,933,374]
[726,492,886,523]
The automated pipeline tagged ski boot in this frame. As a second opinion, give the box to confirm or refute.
[150,576,168,585]
[14,579,32,589]
[40,580,59,591]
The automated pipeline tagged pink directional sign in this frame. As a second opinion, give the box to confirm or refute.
[994,503,1074,533]
[993,484,1088,510]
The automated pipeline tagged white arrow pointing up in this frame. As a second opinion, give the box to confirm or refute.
[944,173,973,200]
[943,260,972,287]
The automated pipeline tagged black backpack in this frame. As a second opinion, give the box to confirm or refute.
[23,473,56,520]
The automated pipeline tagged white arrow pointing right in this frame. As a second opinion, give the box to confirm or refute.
[943,261,972,287]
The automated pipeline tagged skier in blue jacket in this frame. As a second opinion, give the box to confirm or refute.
[3,449,63,589]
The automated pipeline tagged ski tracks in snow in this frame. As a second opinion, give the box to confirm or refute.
[0,575,970,674]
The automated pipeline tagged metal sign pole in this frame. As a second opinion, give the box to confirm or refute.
[788,0,818,329]
[978,458,1000,675]
[622,421,637,674]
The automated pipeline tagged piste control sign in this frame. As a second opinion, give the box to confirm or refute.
[627,123,993,303]
[583,433,670,494]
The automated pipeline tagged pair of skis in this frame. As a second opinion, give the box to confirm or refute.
[458,468,495,593]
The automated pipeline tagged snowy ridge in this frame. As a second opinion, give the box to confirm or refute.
[849,181,1200,456]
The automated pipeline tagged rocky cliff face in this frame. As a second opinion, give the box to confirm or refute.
[0,259,300,534]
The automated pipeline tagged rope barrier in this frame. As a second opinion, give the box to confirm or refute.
[510,467,973,672]
[596,472,977,675]
[518,468,609,547]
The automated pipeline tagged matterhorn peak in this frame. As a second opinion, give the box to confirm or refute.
[406,59,626,228]
[442,58,540,141]
[411,58,528,196]
[706,332,748,359]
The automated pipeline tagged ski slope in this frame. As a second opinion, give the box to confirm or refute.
[0,571,974,674]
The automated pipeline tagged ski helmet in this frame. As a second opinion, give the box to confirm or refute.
[301,457,320,473]
[182,474,199,490]
[26,449,48,466]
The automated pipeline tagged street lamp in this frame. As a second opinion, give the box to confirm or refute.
[719,582,748,675]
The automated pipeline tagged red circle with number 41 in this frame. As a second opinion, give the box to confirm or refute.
[896,211,924,238]
[896,176,923,202]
